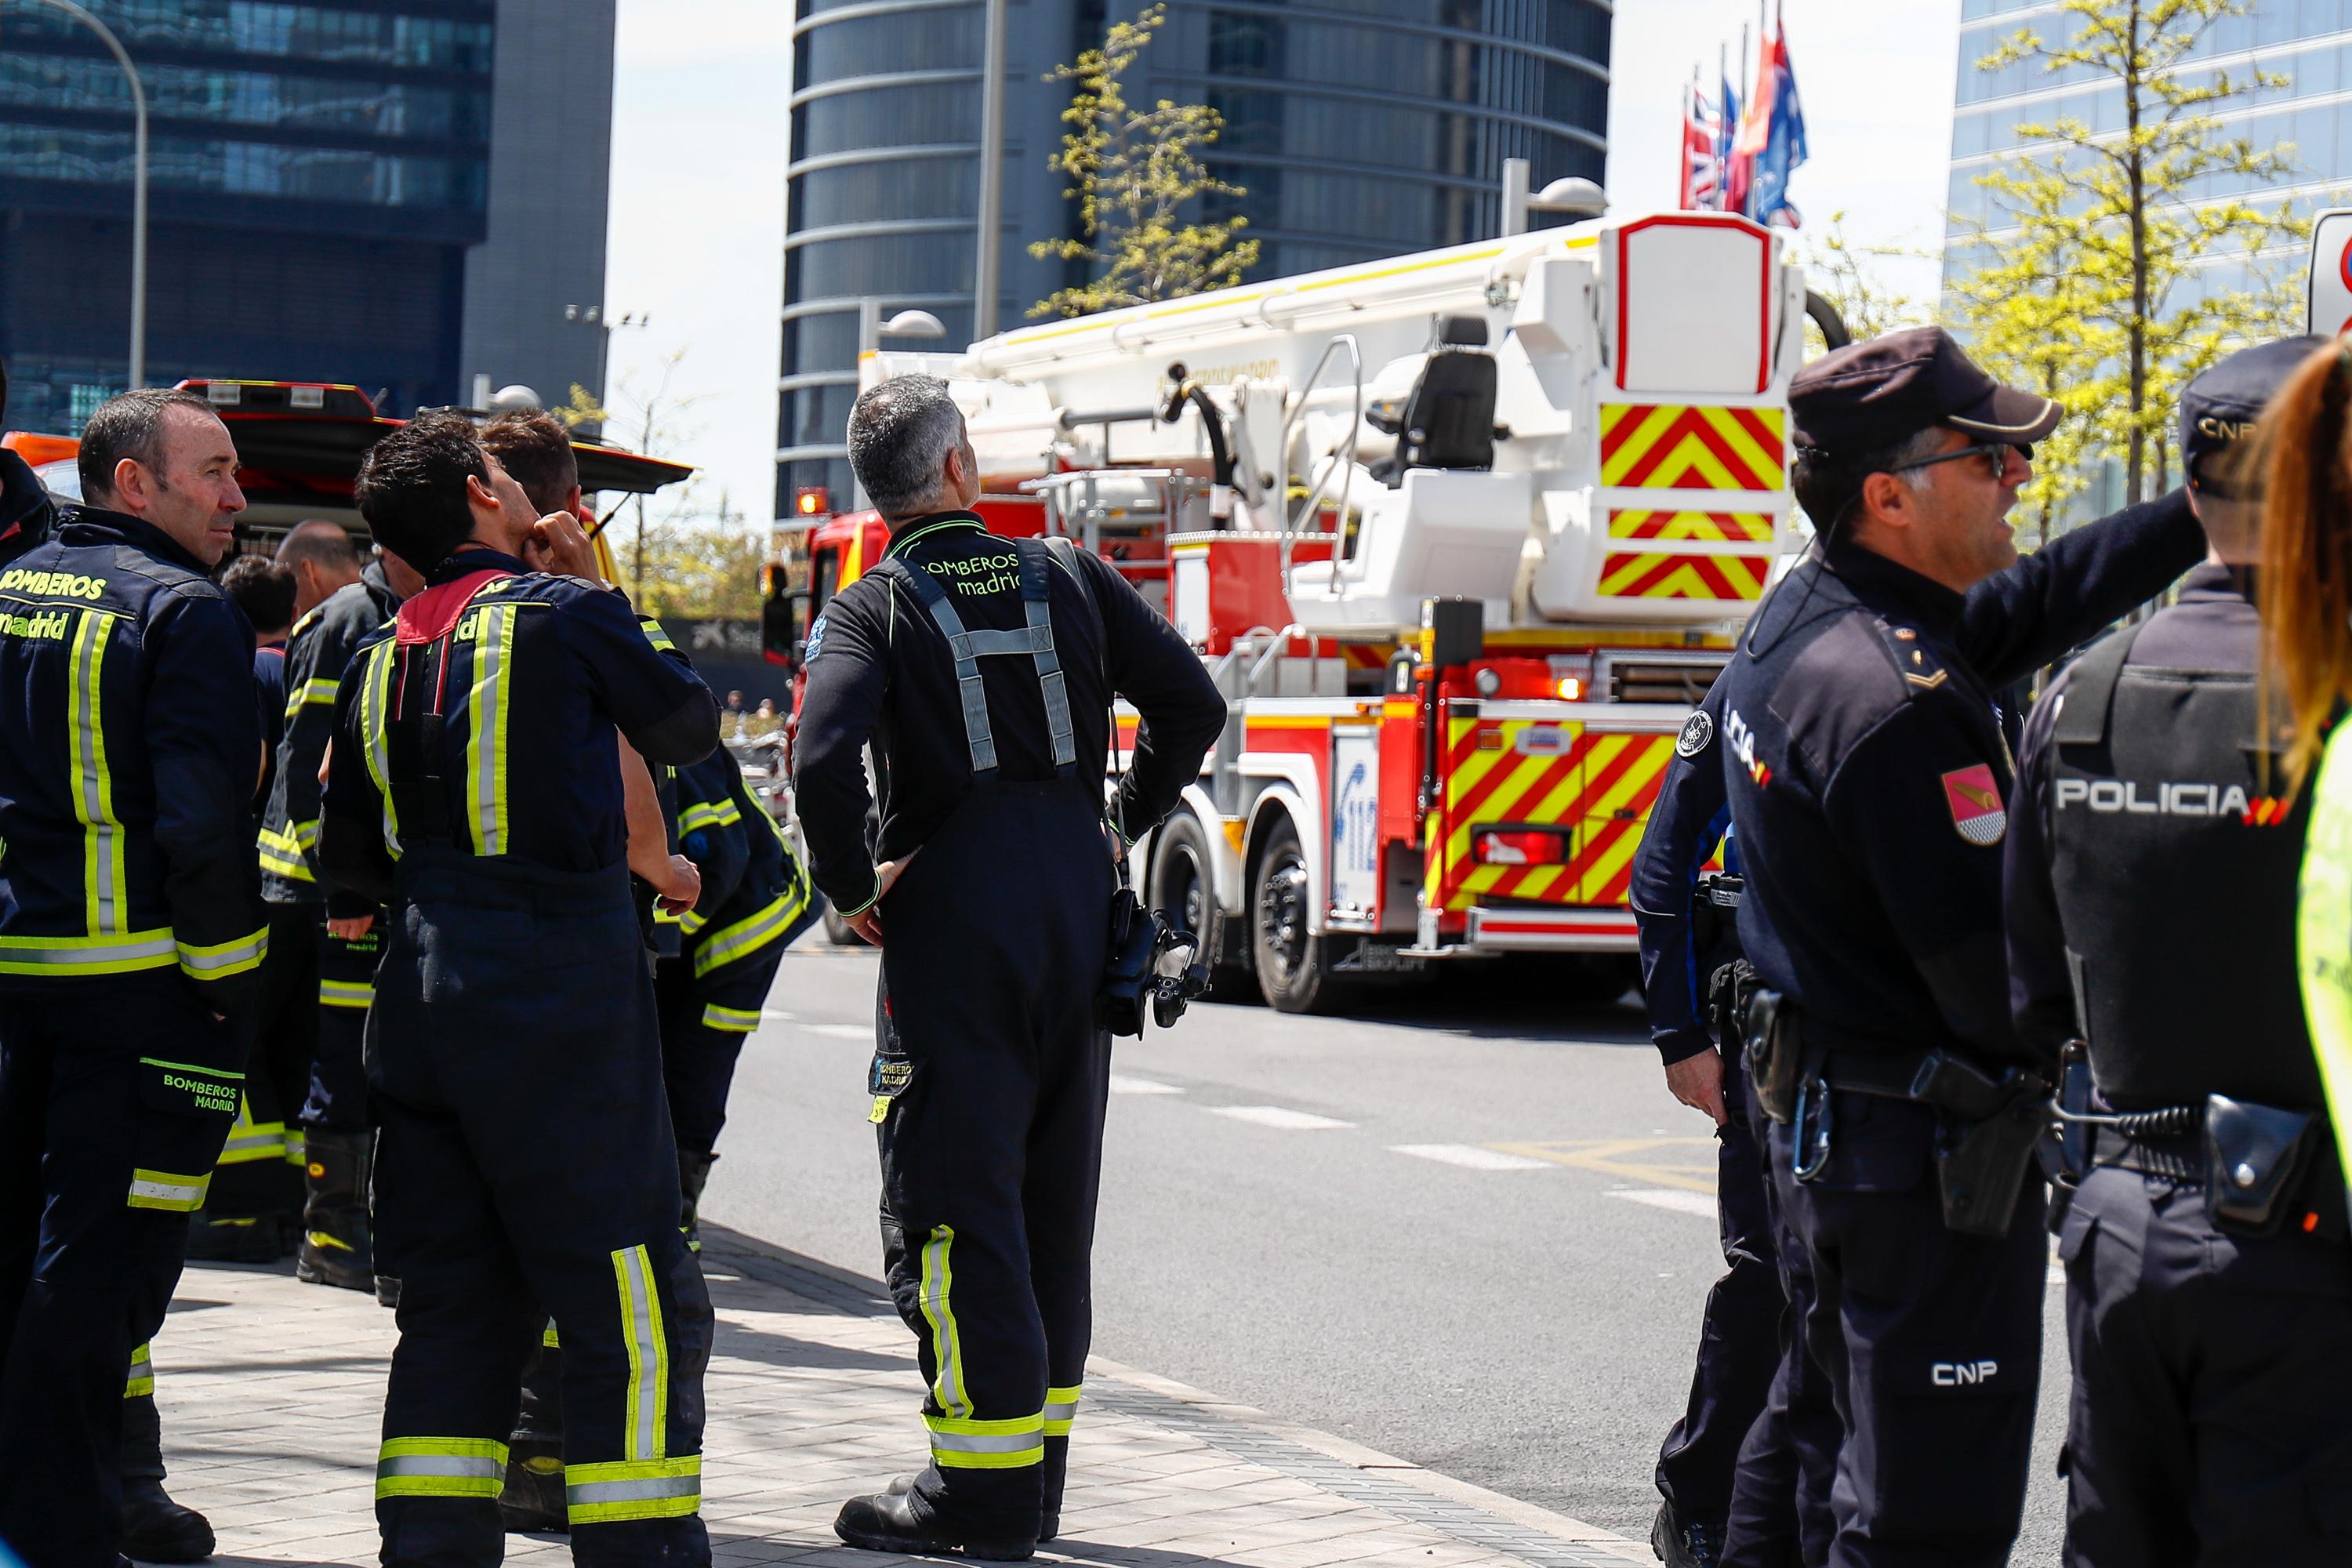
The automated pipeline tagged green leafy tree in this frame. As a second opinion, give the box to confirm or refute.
[1798,212,1934,358]
[1029,3,1260,318]
[1959,0,2307,512]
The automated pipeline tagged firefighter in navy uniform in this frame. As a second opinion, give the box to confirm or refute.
[796,376,1225,1560]
[316,415,718,1566]
[260,525,422,1293]
[1712,327,2208,1568]
[2005,338,2352,1567]
[664,744,815,1233]
[0,388,267,1566]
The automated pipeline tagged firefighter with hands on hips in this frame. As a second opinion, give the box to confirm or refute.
[793,376,1225,1561]
[0,387,268,1567]
[315,414,719,1565]
[1711,326,2211,1568]
[259,519,424,1296]
[2005,336,2352,1567]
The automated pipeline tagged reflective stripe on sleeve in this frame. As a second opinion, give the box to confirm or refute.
[359,641,402,855]
[702,1003,760,1033]
[691,887,807,978]
[0,929,176,976]
[565,1455,702,1524]
[637,616,677,654]
[124,1341,153,1399]
[1044,1383,1081,1437]
[320,978,375,1010]
[256,821,315,881]
[127,1168,211,1212]
[180,927,267,982]
[677,800,742,833]
[376,1436,507,1500]
[613,1245,670,1461]
[463,604,518,855]
[926,1412,1045,1470]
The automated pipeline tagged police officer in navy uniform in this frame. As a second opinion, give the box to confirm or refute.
[0,388,267,1566]
[2006,337,2352,1566]
[796,376,1224,1561]
[1711,326,2207,1567]
[317,415,718,1565]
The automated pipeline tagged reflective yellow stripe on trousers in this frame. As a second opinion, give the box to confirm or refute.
[613,1245,670,1463]
[216,1096,287,1165]
[124,1341,153,1399]
[913,1226,1044,1468]
[376,1436,506,1500]
[463,604,518,855]
[2296,720,2352,1197]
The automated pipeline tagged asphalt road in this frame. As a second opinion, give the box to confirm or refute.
[706,943,2071,1564]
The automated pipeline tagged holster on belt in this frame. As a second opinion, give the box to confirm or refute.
[1814,1044,2051,1238]
[1743,988,1801,1125]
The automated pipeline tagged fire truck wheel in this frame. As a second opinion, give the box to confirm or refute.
[1148,811,1243,996]
[1250,815,1344,1014]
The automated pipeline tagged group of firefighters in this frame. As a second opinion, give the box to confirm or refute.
[7,306,2352,1568]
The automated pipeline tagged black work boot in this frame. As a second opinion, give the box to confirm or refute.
[122,1377,215,1562]
[296,1131,376,1292]
[498,1436,568,1534]
[884,1472,1057,1544]
[1650,1501,1722,1568]
[834,1486,1035,1562]
[678,1148,717,1251]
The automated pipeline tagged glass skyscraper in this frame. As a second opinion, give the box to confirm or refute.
[779,0,1613,512]
[0,0,615,434]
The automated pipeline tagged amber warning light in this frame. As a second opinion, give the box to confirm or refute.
[794,487,829,517]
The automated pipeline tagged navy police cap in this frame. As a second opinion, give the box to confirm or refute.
[2180,334,2328,488]
[1789,326,2061,461]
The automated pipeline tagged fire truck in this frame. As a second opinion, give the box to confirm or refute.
[768,210,1831,1011]
[5,378,693,582]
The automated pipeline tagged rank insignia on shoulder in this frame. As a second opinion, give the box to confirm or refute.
[1676,710,1715,759]
[1941,763,2008,845]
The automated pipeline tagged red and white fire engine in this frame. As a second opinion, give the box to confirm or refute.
[768,210,1828,1011]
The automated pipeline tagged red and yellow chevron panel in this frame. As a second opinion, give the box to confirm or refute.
[1608,509,1774,543]
[1599,404,1785,492]
[1423,720,1678,912]
[1597,551,1769,601]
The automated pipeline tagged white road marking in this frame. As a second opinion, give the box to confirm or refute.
[1607,1188,1719,1218]
[1390,1144,1552,1171]
[1109,1074,1185,1096]
[802,1023,872,1041]
[760,1009,796,1021]
[1208,1105,1354,1131]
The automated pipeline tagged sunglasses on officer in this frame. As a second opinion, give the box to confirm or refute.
[1890,440,2029,484]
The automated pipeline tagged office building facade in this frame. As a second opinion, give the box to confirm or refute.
[1946,0,2352,506]
[779,0,1612,511]
[0,0,614,434]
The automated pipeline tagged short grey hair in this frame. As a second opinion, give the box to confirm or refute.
[848,376,967,519]
[79,388,219,503]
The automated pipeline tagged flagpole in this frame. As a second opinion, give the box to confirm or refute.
[1716,40,1730,212]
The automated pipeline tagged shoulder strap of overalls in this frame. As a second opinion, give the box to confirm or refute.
[873,536,1077,777]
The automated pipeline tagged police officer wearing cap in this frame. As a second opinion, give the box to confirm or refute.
[794,375,1224,1561]
[2004,336,2352,1566]
[1711,326,2207,1566]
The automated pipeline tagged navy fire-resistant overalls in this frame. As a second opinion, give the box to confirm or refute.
[318,548,720,1565]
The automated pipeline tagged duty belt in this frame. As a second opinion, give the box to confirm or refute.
[1810,1046,2019,1123]
[2088,1120,2203,1182]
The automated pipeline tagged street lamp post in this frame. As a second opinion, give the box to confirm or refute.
[22,0,147,389]
[849,305,948,508]
[562,304,648,426]
[1498,157,1609,238]
[973,0,1009,342]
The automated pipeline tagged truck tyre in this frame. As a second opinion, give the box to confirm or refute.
[1250,815,1343,1014]
[1148,811,1244,997]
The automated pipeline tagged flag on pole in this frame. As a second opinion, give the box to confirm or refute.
[1749,20,1809,228]
[1715,65,1743,215]
[1728,23,1775,218]
[1681,81,1723,211]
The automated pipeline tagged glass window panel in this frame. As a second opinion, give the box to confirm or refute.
[792,156,980,228]
[3,3,493,72]
[795,82,983,156]
[802,12,982,80]
[0,125,480,208]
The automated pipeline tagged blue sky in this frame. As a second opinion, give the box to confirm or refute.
[601,0,1962,532]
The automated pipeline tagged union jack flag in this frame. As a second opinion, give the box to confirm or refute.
[1680,83,1724,212]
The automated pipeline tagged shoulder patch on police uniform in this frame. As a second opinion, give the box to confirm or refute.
[1941,763,2008,845]
[1676,710,1715,758]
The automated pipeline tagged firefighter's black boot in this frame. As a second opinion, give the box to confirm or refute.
[498,1436,568,1534]
[121,1381,214,1562]
[835,1487,1035,1562]
[296,1130,375,1292]
[679,1147,717,1250]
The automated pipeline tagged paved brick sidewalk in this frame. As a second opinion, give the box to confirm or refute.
[143,1231,1649,1568]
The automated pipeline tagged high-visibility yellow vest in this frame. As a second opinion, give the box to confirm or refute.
[2293,720,2352,1193]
